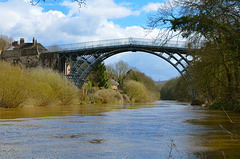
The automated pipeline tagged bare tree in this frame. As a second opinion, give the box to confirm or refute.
[30,0,86,6]
[0,35,13,51]
[106,61,130,83]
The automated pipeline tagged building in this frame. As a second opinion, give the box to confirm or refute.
[110,79,119,90]
[0,38,58,70]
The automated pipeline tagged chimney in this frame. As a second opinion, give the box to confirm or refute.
[20,38,25,45]
[33,37,35,46]
[12,41,18,47]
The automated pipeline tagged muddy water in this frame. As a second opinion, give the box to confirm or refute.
[0,100,240,158]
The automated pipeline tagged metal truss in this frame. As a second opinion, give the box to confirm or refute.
[58,48,196,99]
[51,38,196,99]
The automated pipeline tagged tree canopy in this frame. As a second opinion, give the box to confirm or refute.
[149,0,240,110]
[88,62,109,89]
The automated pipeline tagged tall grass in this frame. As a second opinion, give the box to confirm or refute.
[0,62,79,108]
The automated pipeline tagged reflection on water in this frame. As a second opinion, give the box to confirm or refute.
[0,104,154,119]
[0,100,240,158]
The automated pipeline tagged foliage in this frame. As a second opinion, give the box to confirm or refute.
[149,0,240,110]
[160,77,192,101]
[0,35,13,52]
[210,98,240,113]
[160,78,178,100]
[0,62,79,108]
[125,69,159,93]
[79,81,93,102]
[30,68,79,105]
[97,63,109,88]
[92,89,124,104]
[107,61,160,102]
[88,62,109,88]
[123,80,156,103]
[0,62,29,108]
[106,60,130,86]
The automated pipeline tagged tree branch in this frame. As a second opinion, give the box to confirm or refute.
[30,0,86,7]
[222,107,239,124]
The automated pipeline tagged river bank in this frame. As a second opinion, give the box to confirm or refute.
[0,62,79,108]
[0,62,157,108]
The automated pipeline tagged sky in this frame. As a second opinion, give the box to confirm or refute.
[0,0,181,81]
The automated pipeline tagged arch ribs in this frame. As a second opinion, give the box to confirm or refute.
[57,43,195,99]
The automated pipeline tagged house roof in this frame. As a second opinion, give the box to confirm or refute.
[111,79,119,86]
[7,41,48,53]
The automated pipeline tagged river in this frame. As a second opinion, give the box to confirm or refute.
[0,100,240,159]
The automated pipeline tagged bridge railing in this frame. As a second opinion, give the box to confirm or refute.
[45,38,187,53]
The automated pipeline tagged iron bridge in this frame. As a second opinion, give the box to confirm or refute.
[45,38,195,99]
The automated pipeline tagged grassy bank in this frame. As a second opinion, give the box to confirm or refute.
[0,62,78,108]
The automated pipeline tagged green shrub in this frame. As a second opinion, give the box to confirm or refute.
[31,81,56,106]
[29,68,78,105]
[123,80,151,103]
[91,89,123,104]
[0,62,29,108]
[160,77,192,101]
[0,62,79,107]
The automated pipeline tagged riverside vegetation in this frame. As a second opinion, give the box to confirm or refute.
[80,61,160,104]
[149,0,240,112]
[0,34,161,108]
[0,60,160,108]
[0,62,79,108]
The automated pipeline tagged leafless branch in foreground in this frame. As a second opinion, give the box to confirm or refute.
[222,107,239,124]
[218,123,239,139]
[30,0,86,7]
[167,139,178,159]
[221,151,227,159]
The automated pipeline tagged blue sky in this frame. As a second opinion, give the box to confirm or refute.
[0,0,181,81]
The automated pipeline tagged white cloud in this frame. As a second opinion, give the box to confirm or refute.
[62,0,139,19]
[0,0,67,43]
[0,0,181,80]
[142,3,162,12]
[0,0,146,44]
[0,0,164,46]
[142,0,178,13]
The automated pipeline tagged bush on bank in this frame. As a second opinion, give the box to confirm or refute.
[123,80,157,103]
[0,62,79,108]
[0,62,29,108]
[29,68,78,106]
[91,89,124,104]
[0,61,159,108]
[79,88,129,104]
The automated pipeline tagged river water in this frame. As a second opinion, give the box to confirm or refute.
[0,100,240,159]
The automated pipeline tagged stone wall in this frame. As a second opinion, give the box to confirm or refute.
[1,48,59,70]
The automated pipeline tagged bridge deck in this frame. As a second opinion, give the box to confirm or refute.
[45,38,188,55]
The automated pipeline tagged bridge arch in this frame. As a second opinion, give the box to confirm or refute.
[51,38,196,99]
